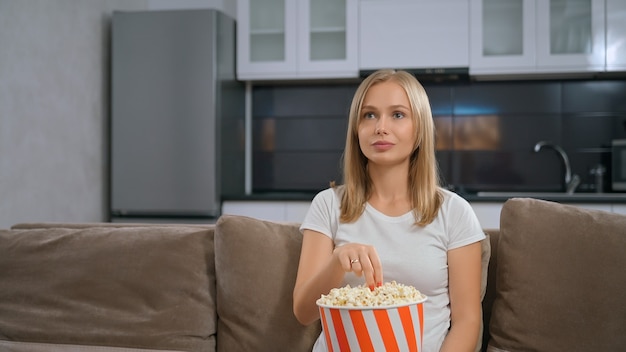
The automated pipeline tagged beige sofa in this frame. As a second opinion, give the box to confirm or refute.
[1,198,625,352]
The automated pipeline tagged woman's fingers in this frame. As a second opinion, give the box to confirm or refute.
[349,257,363,276]
[368,253,384,288]
[358,255,379,289]
[337,244,383,289]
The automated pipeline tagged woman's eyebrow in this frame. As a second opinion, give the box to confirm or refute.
[361,104,409,110]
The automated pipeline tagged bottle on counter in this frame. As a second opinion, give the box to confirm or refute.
[590,164,606,193]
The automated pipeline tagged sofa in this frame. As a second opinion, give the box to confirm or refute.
[1,197,625,352]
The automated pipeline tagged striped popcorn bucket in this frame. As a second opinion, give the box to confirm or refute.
[317,296,427,352]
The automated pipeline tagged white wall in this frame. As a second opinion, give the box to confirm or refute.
[0,0,233,229]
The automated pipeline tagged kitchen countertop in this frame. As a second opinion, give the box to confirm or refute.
[223,192,318,202]
[224,191,626,204]
[461,191,626,203]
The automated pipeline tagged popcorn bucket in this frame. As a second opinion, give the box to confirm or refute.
[317,296,427,352]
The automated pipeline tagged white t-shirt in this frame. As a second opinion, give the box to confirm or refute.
[300,187,485,352]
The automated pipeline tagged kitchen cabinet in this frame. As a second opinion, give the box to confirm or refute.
[535,0,605,72]
[223,199,622,227]
[222,200,311,222]
[470,202,503,229]
[606,0,626,71]
[359,0,469,71]
[236,0,358,80]
[469,0,536,75]
[224,200,506,228]
[470,0,606,76]
[470,201,618,229]
[613,204,626,215]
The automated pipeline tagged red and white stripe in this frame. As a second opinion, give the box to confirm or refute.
[319,303,424,352]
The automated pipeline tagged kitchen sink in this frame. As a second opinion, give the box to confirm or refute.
[476,192,626,199]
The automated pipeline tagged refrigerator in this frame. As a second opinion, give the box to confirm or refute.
[110,9,245,223]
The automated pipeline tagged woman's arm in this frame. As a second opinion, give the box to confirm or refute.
[440,241,483,352]
[293,230,343,325]
[293,230,383,325]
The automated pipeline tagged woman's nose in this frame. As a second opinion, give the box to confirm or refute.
[376,117,388,134]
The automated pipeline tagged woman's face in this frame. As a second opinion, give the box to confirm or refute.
[357,80,417,167]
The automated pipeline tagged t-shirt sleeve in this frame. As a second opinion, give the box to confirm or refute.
[446,193,486,250]
[299,188,337,239]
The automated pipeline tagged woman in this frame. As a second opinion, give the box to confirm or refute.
[293,69,485,352]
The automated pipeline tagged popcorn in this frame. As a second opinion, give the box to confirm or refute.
[317,281,426,307]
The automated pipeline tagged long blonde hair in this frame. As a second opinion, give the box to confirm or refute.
[338,69,443,226]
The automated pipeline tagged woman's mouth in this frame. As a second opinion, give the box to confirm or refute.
[372,141,394,151]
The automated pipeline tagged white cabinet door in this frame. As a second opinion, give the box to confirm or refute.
[606,0,626,71]
[297,0,358,78]
[469,0,536,75]
[535,0,605,72]
[237,0,358,80]
[360,0,469,70]
[237,0,298,79]
[470,0,606,76]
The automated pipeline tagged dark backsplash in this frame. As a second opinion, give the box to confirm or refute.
[251,79,626,194]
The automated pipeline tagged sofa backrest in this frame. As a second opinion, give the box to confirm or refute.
[486,198,626,352]
[1,217,496,352]
[213,214,322,352]
[0,223,217,352]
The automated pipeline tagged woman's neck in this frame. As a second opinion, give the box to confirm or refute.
[367,163,412,215]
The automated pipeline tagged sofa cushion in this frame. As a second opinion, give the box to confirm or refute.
[0,224,216,352]
[0,340,185,352]
[214,215,321,352]
[482,229,500,351]
[488,198,626,352]
[479,233,491,301]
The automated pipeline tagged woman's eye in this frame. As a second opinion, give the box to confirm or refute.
[363,112,375,119]
[393,112,405,119]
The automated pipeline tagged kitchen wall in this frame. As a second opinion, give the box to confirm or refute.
[252,78,626,194]
[0,0,234,229]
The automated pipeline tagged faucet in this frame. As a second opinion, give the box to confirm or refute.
[534,141,580,194]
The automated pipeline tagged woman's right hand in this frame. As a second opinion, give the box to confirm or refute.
[333,243,383,290]
[294,231,384,325]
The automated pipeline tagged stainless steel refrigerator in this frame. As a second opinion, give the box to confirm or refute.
[110,9,244,223]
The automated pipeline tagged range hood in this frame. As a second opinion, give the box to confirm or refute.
[359,67,469,83]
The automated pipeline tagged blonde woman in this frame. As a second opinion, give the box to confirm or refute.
[293,69,485,352]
